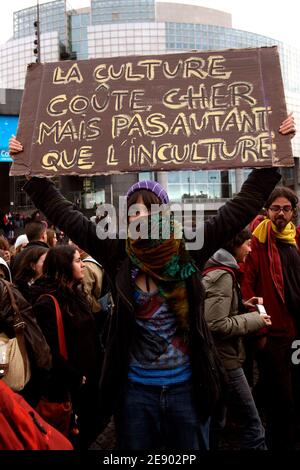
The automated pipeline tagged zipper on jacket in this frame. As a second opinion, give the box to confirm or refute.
[115,272,134,312]
[116,279,134,312]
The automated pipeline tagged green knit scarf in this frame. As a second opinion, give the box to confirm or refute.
[126,212,197,334]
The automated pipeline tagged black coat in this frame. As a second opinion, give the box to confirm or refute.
[31,280,102,446]
[25,168,280,429]
[30,281,101,402]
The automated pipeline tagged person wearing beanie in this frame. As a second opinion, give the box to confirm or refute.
[126,180,169,204]
[9,114,295,450]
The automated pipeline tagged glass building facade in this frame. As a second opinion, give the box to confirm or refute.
[88,22,166,57]
[13,0,66,44]
[162,169,236,202]
[1,0,299,210]
[86,5,300,202]
[91,0,155,25]
[69,10,90,60]
[0,32,60,89]
[165,22,280,51]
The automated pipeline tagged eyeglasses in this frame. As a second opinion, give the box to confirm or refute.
[268,205,293,213]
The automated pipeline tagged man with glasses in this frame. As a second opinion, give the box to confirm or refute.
[242,187,300,450]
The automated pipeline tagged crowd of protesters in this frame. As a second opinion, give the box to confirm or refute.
[0,215,105,449]
[1,114,300,451]
[0,210,44,240]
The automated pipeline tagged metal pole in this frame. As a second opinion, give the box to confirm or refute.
[37,0,41,63]
[110,182,113,205]
[9,174,15,213]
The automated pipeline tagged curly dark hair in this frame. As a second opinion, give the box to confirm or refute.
[14,246,48,284]
[265,187,298,211]
[42,245,79,288]
[222,228,252,256]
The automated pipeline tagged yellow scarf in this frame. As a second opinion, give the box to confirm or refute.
[252,218,297,245]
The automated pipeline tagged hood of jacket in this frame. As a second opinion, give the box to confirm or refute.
[205,248,239,271]
[0,257,12,282]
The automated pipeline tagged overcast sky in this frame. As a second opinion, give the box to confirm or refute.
[0,0,299,49]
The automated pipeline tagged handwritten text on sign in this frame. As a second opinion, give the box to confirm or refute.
[11,47,293,176]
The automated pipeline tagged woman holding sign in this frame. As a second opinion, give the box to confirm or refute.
[9,114,295,450]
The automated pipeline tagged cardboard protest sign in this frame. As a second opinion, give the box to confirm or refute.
[10,46,293,177]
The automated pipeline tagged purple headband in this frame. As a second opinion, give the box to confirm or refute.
[126,180,169,204]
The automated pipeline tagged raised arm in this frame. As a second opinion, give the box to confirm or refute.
[23,177,123,277]
[192,167,281,268]
[191,113,295,268]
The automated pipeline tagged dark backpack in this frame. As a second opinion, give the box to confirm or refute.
[0,278,52,372]
[82,258,114,352]
[82,257,114,316]
[0,380,73,450]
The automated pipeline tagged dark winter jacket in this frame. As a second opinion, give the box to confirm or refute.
[30,280,102,403]
[31,280,102,446]
[24,168,280,429]
[242,228,300,338]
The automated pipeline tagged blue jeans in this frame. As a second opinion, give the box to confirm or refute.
[115,380,210,450]
[226,368,266,449]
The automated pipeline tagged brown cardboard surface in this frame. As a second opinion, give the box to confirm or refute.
[10,46,293,177]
